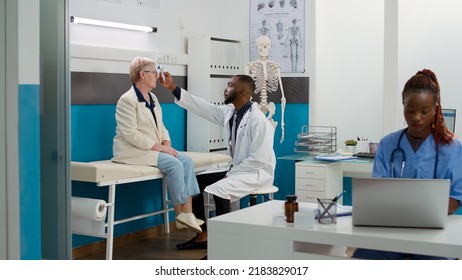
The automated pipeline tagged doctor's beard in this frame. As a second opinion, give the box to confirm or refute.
[224,91,238,105]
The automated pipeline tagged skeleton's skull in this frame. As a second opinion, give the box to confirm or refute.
[256,36,271,57]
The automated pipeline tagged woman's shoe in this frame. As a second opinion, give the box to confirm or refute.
[176,212,202,233]
[176,218,204,230]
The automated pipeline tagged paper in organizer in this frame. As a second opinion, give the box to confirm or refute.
[315,154,357,161]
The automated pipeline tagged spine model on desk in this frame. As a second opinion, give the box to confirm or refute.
[285,195,299,223]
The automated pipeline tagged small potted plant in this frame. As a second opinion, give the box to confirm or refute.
[345,139,358,154]
[345,139,358,146]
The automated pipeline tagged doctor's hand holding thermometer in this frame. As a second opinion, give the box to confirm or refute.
[158,71,175,91]
[156,64,165,83]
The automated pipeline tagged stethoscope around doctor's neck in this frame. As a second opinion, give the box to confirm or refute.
[391,128,439,178]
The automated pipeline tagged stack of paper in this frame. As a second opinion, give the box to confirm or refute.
[315,154,357,161]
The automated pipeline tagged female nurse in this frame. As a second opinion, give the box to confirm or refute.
[353,69,462,259]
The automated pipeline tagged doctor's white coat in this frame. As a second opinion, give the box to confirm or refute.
[176,89,276,202]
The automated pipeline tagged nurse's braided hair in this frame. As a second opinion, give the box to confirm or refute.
[402,69,454,145]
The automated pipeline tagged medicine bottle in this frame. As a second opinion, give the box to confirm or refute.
[285,195,299,223]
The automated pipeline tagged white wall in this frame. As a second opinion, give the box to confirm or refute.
[313,0,462,148]
[69,0,254,75]
[398,0,462,135]
[69,0,311,77]
[70,0,214,52]
[311,0,384,146]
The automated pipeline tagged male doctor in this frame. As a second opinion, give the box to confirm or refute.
[160,73,276,250]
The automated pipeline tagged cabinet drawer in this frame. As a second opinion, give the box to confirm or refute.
[296,165,326,179]
[296,178,325,191]
[296,190,325,203]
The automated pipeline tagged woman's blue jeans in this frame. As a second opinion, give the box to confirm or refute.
[157,152,200,205]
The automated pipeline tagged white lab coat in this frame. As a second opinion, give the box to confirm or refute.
[176,89,276,202]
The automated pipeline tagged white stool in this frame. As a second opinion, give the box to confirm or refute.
[204,185,279,220]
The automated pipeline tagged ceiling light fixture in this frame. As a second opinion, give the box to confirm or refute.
[70,16,157,33]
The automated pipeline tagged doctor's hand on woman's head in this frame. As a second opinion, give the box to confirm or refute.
[158,71,177,92]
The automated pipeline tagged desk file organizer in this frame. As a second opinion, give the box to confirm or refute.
[295,125,337,154]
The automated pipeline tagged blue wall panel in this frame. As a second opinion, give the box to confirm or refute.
[273,103,309,198]
[18,84,41,259]
[71,105,116,162]
[71,102,307,247]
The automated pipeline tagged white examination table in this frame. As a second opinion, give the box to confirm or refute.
[71,151,231,260]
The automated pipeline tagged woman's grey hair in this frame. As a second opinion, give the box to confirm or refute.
[129,56,157,84]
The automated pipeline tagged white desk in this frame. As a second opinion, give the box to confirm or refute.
[208,200,462,260]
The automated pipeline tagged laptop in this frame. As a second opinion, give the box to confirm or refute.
[354,142,379,158]
[352,177,450,229]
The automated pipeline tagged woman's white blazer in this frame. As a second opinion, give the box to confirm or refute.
[112,86,170,166]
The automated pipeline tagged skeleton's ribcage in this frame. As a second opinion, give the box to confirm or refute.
[250,62,279,94]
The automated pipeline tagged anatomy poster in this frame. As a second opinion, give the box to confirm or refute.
[250,0,305,73]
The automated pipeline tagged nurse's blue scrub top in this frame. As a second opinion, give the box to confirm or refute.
[373,128,462,203]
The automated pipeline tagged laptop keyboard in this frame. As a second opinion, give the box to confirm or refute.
[354,152,376,158]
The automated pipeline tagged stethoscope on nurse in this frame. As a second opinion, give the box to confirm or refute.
[391,127,439,178]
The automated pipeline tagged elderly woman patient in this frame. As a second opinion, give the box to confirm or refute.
[112,56,203,232]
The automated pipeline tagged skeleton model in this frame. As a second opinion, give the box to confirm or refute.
[247,35,286,143]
